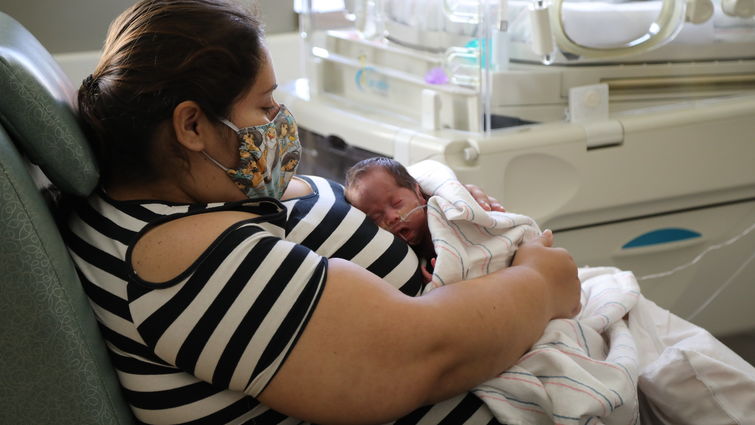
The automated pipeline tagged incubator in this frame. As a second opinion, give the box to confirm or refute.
[280,0,755,336]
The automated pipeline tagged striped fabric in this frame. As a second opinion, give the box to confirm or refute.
[65,175,503,424]
[406,161,646,423]
[282,177,423,296]
[474,268,642,425]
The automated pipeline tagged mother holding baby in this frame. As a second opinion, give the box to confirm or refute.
[66,0,581,424]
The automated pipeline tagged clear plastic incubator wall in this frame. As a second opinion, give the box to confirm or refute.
[281,0,755,336]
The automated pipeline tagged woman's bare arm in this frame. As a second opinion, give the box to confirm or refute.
[132,211,578,425]
[260,231,579,425]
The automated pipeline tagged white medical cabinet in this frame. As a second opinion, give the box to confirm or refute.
[283,0,755,335]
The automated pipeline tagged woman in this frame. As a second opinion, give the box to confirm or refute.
[67,1,580,423]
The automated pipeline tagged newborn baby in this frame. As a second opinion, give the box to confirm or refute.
[344,159,755,425]
[344,157,436,278]
[345,157,541,287]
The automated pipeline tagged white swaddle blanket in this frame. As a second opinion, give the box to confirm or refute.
[421,176,540,293]
[410,160,640,423]
[406,160,755,425]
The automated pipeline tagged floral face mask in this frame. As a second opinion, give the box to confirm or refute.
[203,105,302,199]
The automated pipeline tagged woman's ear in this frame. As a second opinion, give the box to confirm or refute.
[172,100,211,152]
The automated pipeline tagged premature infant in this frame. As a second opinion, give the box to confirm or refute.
[347,160,755,425]
[346,157,541,287]
[345,157,436,276]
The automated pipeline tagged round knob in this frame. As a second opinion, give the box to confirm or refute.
[686,0,715,23]
[722,0,755,17]
[463,146,479,163]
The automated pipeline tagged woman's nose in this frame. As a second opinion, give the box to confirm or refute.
[267,101,282,120]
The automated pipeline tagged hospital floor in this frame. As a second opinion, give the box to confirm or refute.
[719,330,755,366]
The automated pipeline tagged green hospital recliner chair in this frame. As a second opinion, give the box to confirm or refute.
[0,12,135,424]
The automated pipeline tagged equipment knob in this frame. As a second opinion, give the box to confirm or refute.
[722,0,755,18]
[463,146,479,163]
[686,0,715,23]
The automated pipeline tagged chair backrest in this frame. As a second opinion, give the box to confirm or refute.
[0,12,134,424]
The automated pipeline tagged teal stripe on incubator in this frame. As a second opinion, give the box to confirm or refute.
[622,228,702,249]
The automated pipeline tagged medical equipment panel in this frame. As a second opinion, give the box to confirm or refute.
[286,0,755,335]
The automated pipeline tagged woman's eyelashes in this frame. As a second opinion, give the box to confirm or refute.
[262,98,279,116]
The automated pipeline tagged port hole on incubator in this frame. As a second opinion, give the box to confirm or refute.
[326,135,347,150]
[297,128,380,183]
[489,114,537,129]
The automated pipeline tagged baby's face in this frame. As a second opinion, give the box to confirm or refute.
[347,168,428,246]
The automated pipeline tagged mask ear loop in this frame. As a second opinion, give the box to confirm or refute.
[201,118,240,173]
[201,151,232,172]
[221,118,241,132]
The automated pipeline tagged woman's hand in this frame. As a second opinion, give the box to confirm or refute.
[464,184,505,212]
[512,229,581,319]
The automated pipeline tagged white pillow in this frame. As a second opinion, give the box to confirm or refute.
[629,296,755,424]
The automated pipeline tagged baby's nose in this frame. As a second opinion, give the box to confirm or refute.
[382,210,401,228]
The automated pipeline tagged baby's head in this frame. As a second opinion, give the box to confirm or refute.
[345,157,429,247]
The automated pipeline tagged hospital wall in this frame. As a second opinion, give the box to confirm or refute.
[1,0,302,90]
[1,0,297,54]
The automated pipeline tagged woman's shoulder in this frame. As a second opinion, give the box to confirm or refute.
[67,191,289,284]
[284,174,345,200]
[128,209,265,283]
[126,198,288,284]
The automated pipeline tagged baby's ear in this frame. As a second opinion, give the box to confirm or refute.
[413,183,425,201]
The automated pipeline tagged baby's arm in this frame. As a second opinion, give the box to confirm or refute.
[420,257,436,283]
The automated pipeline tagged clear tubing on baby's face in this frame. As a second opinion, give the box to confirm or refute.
[398,204,427,223]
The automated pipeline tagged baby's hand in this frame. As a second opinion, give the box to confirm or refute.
[420,257,436,283]
[464,184,505,212]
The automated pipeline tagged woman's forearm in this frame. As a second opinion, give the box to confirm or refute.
[260,241,578,424]
[416,231,580,403]
[415,264,554,404]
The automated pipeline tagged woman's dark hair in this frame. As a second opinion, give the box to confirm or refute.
[344,157,419,192]
[78,0,265,187]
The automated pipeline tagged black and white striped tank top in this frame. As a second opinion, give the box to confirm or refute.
[65,175,501,424]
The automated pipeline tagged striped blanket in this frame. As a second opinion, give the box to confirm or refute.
[475,268,641,425]
[407,160,755,425]
[409,160,640,424]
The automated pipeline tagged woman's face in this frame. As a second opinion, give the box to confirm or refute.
[229,47,280,129]
[202,47,280,194]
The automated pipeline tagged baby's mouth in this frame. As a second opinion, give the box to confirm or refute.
[397,226,414,244]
